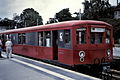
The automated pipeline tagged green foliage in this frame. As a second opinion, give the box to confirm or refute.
[55,8,74,22]
[20,8,43,27]
[13,8,43,28]
[46,18,58,24]
[82,0,114,20]
[0,18,15,29]
[46,8,79,24]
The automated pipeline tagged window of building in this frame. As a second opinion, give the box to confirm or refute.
[76,28,86,44]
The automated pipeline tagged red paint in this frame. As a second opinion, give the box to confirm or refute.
[1,20,113,66]
[13,45,53,60]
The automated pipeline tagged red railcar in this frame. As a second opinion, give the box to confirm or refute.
[0,20,113,66]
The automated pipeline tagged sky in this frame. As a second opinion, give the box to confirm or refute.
[0,0,119,24]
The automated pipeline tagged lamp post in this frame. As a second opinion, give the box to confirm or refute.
[79,9,81,20]
[37,18,38,25]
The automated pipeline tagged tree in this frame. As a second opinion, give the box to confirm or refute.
[20,8,43,27]
[13,13,20,23]
[13,13,22,28]
[0,18,15,29]
[82,0,114,20]
[55,8,74,22]
[46,18,58,24]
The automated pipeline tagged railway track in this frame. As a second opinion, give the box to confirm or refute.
[111,69,120,80]
[101,69,120,80]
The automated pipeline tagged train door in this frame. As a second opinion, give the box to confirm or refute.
[52,30,58,60]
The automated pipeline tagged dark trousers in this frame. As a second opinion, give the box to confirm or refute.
[0,51,2,57]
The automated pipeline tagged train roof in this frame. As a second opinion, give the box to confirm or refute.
[0,20,112,34]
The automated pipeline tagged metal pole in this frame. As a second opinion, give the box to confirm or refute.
[79,9,81,20]
[54,15,56,23]
[37,18,38,25]
[117,0,118,5]
[25,21,26,27]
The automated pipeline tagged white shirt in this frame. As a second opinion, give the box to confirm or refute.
[0,40,2,48]
[0,40,2,45]
[5,40,13,48]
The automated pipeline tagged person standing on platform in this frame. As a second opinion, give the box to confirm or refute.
[5,39,13,58]
[0,39,3,58]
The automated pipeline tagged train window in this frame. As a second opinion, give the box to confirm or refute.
[44,31,51,47]
[64,30,71,48]
[76,28,86,44]
[6,34,11,39]
[90,33,103,44]
[38,32,43,46]
[26,32,38,46]
[18,33,26,44]
[1,34,6,41]
[22,33,26,44]
[106,29,110,44]
[11,34,17,44]
[18,33,22,44]
[58,29,71,49]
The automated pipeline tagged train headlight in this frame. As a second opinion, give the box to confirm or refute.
[107,49,111,57]
[79,51,85,58]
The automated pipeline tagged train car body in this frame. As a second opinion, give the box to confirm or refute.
[0,20,113,66]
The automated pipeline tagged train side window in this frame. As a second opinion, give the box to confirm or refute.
[18,33,26,44]
[64,30,71,48]
[22,33,26,44]
[6,34,11,39]
[18,33,22,44]
[106,29,110,44]
[58,29,71,49]
[38,32,43,46]
[76,28,86,44]
[44,31,51,47]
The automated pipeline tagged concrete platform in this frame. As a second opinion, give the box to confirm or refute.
[0,52,100,80]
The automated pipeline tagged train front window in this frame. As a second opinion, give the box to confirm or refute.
[76,28,86,44]
[90,33,103,44]
[90,28,105,44]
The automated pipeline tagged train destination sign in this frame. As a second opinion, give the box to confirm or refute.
[91,28,105,32]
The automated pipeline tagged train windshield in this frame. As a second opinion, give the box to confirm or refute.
[76,27,111,44]
[90,27,111,44]
[90,27,105,44]
[90,33,103,44]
